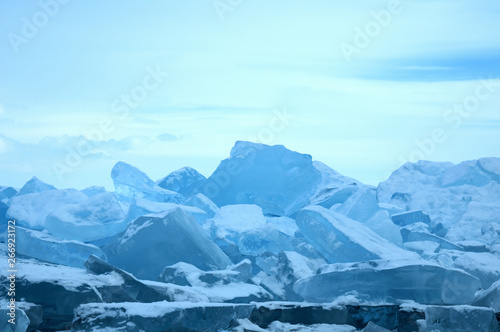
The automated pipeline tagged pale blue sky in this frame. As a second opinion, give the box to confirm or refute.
[0,0,499,190]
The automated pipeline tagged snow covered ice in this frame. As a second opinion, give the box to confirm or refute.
[1,141,500,331]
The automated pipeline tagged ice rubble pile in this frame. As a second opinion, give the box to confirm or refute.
[1,141,500,331]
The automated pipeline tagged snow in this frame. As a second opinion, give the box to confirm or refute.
[0,255,124,292]
[12,226,106,268]
[44,192,126,242]
[210,204,267,240]
[452,252,500,288]
[6,188,88,229]
[265,216,298,237]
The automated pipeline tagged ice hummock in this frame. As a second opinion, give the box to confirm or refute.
[377,158,500,243]
[198,141,324,216]
[17,176,56,196]
[6,189,88,229]
[44,192,127,242]
[156,166,206,197]
[111,161,184,203]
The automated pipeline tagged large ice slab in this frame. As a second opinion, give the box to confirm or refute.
[111,161,184,203]
[156,166,206,197]
[425,305,498,332]
[294,259,481,304]
[72,302,255,332]
[105,208,232,280]
[248,302,399,330]
[13,227,106,268]
[295,206,418,263]
[6,189,88,229]
[197,141,323,216]
[44,192,126,242]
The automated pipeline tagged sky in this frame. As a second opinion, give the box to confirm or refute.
[0,0,499,190]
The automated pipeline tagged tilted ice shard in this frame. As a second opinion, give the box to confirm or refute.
[473,279,500,311]
[13,226,106,268]
[111,161,184,203]
[295,205,419,263]
[335,186,379,223]
[294,260,481,305]
[44,192,127,242]
[6,189,88,229]
[197,141,323,216]
[156,166,206,197]
[105,208,232,280]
